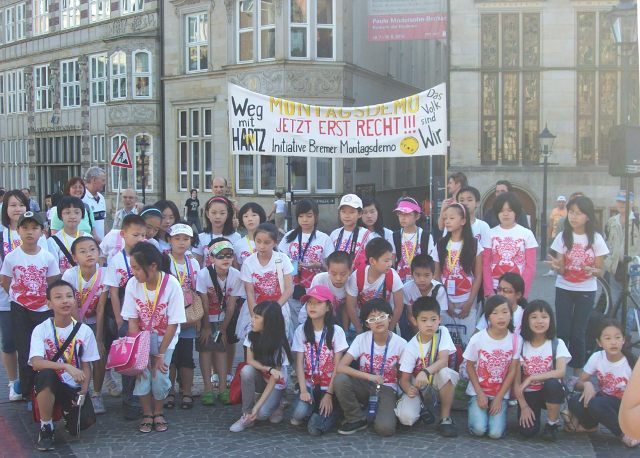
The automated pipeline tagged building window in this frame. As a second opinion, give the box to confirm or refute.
[110,134,129,190]
[133,50,151,98]
[236,155,254,192]
[90,53,107,105]
[15,3,25,40]
[290,0,309,58]
[316,157,334,192]
[288,0,334,60]
[61,60,80,108]
[135,134,152,192]
[89,0,110,22]
[33,0,49,35]
[6,70,25,114]
[91,135,105,162]
[0,74,4,115]
[259,156,276,192]
[316,0,334,59]
[61,0,80,29]
[237,0,276,63]
[186,13,208,73]
[290,157,309,192]
[0,139,28,189]
[177,108,214,191]
[34,65,51,112]
[34,135,82,194]
[5,6,14,42]
[479,12,541,165]
[121,0,143,15]
[110,51,127,100]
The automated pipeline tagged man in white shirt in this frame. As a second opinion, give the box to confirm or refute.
[82,167,107,241]
[112,188,139,230]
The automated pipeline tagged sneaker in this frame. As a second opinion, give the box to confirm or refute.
[541,422,559,442]
[290,417,304,426]
[622,435,640,448]
[104,377,121,397]
[269,404,284,424]
[437,417,458,437]
[91,393,106,414]
[8,381,21,402]
[337,419,368,435]
[543,270,556,277]
[36,424,55,451]
[230,414,255,432]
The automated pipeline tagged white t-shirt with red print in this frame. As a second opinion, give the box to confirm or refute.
[241,252,293,304]
[28,319,99,388]
[167,255,200,307]
[402,279,448,312]
[583,350,632,399]
[433,239,482,303]
[278,230,334,288]
[0,246,60,312]
[476,305,525,334]
[395,228,435,282]
[330,227,372,257]
[463,329,520,397]
[120,273,186,350]
[484,224,538,290]
[519,338,572,392]
[243,336,290,390]
[444,220,492,246]
[367,228,396,252]
[345,266,404,311]
[1,228,48,258]
[61,265,108,325]
[551,232,609,292]
[47,231,92,274]
[196,266,244,322]
[194,232,242,262]
[233,236,256,266]
[104,250,133,289]
[291,324,348,390]
[347,330,406,392]
[399,326,456,376]
[309,272,347,313]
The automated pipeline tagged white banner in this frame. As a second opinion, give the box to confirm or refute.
[228,83,447,158]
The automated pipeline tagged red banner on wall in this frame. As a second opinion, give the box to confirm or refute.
[367,0,447,42]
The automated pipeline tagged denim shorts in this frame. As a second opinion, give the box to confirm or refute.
[0,310,16,353]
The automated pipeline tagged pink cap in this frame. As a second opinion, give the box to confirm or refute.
[394,200,422,214]
[301,285,335,306]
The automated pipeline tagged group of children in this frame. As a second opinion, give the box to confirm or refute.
[0,186,635,450]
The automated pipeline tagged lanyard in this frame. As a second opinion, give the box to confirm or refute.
[309,327,327,383]
[297,231,315,262]
[52,320,79,367]
[170,254,191,287]
[446,240,462,274]
[401,229,419,265]
[369,332,391,376]
[61,229,79,251]
[143,273,163,319]
[334,229,353,252]
[77,268,98,303]
[417,331,438,385]
[246,236,255,254]
[121,249,132,278]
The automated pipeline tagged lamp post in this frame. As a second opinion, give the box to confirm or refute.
[608,0,638,331]
[538,124,556,261]
[137,135,150,204]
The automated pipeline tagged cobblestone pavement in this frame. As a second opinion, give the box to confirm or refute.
[0,263,635,457]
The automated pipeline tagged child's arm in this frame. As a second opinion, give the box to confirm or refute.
[489,359,518,416]
[521,357,568,389]
[277,273,293,306]
[295,351,311,403]
[414,349,450,388]
[152,323,178,375]
[1,275,10,294]
[620,363,640,439]
[80,360,92,396]
[466,360,488,409]
[245,346,282,421]
[345,293,362,333]
[31,356,85,385]
[513,360,535,428]
[434,262,442,281]
[220,295,237,346]
[199,292,211,344]
[336,352,381,384]
[244,281,256,317]
[319,351,343,416]
[109,286,123,328]
[95,292,107,358]
[523,247,537,298]
[389,290,404,330]
[576,370,596,407]
[482,247,493,297]
[399,371,418,397]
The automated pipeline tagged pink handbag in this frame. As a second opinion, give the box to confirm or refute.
[106,274,169,376]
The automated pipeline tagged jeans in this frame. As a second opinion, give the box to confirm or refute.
[186,216,202,234]
[516,379,566,438]
[118,321,139,407]
[291,388,342,434]
[333,373,398,437]
[568,392,622,437]
[240,364,284,419]
[397,305,413,341]
[468,396,508,439]
[11,302,52,396]
[288,298,303,335]
[555,287,595,368]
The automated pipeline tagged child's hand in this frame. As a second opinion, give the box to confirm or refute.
[489,396,504,416]
[66,365,85,384]
[300,391,312,404]
[519,377,532,393]
[153,354,168,375]
[369,374,384,385]
[405,385,418,398]
[519,405,536,428]
[247,408,258,422]
[459,301,473,319]
[319,393,333,416]
[447,302,456,318]
[415,370,429,387]
[476,393,489,410]
[580,382,596,407]
[270,369,282,381]
[199,327,212,345]
[545,255,563,272]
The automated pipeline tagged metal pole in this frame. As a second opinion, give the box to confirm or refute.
[622,176,631,331]
[141,149,146,204]
[540,151,549,260]
[286,157,292,231]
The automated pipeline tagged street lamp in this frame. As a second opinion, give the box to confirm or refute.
[137,135,150,204]
[538,124,556,261]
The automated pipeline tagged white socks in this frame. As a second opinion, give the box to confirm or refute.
[40,419,54,429]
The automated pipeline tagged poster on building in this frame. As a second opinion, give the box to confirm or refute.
[228,83,447,159]
[367,0,447,42]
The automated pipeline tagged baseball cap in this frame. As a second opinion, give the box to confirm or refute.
[557,195,567,202]
[169,223,193,238]
[394,199,422,214]
[339,194,363,210]
[616,190,635,202]
[301,285,336,306]
[17,211,45,228]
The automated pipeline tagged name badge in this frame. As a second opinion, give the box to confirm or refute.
[61,371,79,387]
[291,260,299,276]
[446,279,456,296]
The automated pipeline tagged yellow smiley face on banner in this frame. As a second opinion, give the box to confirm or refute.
[399,136,419,155]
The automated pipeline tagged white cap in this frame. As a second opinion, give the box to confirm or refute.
[339,194,363,209]
[557,195,567,202]
[169,223,193,237]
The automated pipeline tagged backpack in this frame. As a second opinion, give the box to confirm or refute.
[393,227,431,265]
[356,267,393,305]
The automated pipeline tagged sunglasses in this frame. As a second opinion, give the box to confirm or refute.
[365,313,389,324]
[213,253,234,260]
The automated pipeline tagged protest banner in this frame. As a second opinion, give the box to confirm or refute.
[227,82,447,158]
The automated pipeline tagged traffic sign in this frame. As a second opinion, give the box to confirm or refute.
[111,140,133,169]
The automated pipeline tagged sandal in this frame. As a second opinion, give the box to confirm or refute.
[138,415,153,434]
[153,414,169,432]
[201,391,217,406]
[164,393,175,409]
[561,410,579,432]
[218,389,230,405]
[181,395,194,409]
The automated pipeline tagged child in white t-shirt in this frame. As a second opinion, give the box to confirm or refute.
[47,196,92,274]
[476,272,527,334]
[330,194,372,271]
[233,202,266,266]
[194,197,241,266]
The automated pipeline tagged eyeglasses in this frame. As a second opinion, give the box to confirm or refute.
[365,313,389,324]
[213,253,234,260]
[496,287,515,294]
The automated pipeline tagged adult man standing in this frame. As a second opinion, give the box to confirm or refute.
[112,188,139,230]
[21,188,41,213]
[437,172,468,230]
[212,176,240,229]
[83,166,107,241]
[484,180,530,229]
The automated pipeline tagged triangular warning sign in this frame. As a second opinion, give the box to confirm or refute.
[111,140,133,169]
